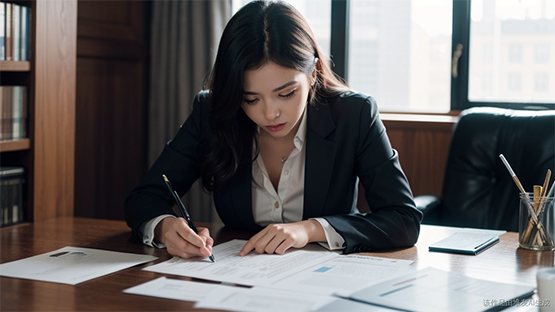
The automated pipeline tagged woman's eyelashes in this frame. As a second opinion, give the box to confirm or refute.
[243,98,258,105]
[279,88,297,99]
[242,88,296,104]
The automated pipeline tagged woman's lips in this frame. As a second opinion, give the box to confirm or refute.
[266,123,286,132]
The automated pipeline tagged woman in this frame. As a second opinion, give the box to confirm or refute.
[125,0,422,259]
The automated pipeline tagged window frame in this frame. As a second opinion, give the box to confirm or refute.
[329,0,555,112]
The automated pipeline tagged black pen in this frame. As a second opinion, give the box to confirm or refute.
[162,174,215,262]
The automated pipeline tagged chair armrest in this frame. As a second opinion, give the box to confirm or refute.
[414,195,441,225]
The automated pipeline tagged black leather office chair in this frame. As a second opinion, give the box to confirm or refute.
[416,107,555,232]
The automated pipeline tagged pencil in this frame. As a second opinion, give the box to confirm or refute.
[499,154,526,193]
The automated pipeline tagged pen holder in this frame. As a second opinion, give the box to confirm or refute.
[519,193,554,251]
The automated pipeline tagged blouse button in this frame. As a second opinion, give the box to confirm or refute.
[284,170,289,175]
[335,242,340,247]
[274,201,279,209]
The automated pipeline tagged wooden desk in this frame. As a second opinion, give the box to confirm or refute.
[1,217,554,311]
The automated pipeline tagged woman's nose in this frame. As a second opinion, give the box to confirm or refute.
[264,101,280,120]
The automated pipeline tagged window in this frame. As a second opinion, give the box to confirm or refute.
[534,72,549,92]
[347,0,452,112]
[508,44,522,63]
[465,0,555,108]
[534,44,550,63]
[507,72,522,92]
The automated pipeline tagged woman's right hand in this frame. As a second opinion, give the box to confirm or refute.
[155,217,213,259]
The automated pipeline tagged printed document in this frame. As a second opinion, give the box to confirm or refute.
[144,239,413,295]
[144,239,338,287]
[349,267,535,312]
[268,254,413,296]
[0,246,157,285]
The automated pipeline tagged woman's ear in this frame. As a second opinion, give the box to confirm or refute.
[312,57,322,85]
[311,58,319,86]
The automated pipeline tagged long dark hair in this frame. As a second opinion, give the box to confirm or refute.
[201,0,349,192]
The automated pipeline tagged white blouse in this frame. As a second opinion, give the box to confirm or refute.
[250,108,345,250]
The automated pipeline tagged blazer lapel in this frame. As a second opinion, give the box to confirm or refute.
[303,100,337,219]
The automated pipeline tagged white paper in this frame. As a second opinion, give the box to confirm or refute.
[143,239,338,287]
[124,277,238,302]
[194,286,336,312]
[350,267,536,312]
[268,254,414,296]
[0,246,158,285]
[144,239,413,297]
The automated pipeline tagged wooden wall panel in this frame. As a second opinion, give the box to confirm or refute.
[75,0,147,220]
[33,0,77,220]
[78,0,144,42]
[357,117,455,212]
[383,116,456,198]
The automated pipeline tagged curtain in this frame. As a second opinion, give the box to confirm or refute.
[148,0,231,223]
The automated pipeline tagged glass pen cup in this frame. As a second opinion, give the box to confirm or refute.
[519,193,554,251]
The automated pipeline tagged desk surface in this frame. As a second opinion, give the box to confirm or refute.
[1,217,554,311]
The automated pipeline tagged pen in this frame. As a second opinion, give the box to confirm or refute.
[162,174,215,262]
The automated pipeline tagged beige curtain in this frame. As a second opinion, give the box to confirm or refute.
[148,0,231,223]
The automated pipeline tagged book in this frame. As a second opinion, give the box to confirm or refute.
[20,5,29,60]
[0,166,25,227]
[4,2,12,61]
[12,85,20,138]
[12,3,19,61]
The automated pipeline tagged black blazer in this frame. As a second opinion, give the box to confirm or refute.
[125,91,422,253]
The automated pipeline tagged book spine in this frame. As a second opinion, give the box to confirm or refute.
[17,176,24,223]
[12,4,19,61]
[13,86,20,139]
[0,3,5,61]
[21,86,27,138]
[3,180,7,225]
[0,87,4,141]
[0,176,5,227]
[6,87,13,140]
[20,5,28,61]
[5,2,12,61]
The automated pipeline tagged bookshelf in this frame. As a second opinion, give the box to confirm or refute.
[0,0,76,223]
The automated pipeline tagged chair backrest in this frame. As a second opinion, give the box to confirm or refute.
[440,107,555,231]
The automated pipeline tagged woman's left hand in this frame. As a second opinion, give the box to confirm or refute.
[239,220,325,256]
